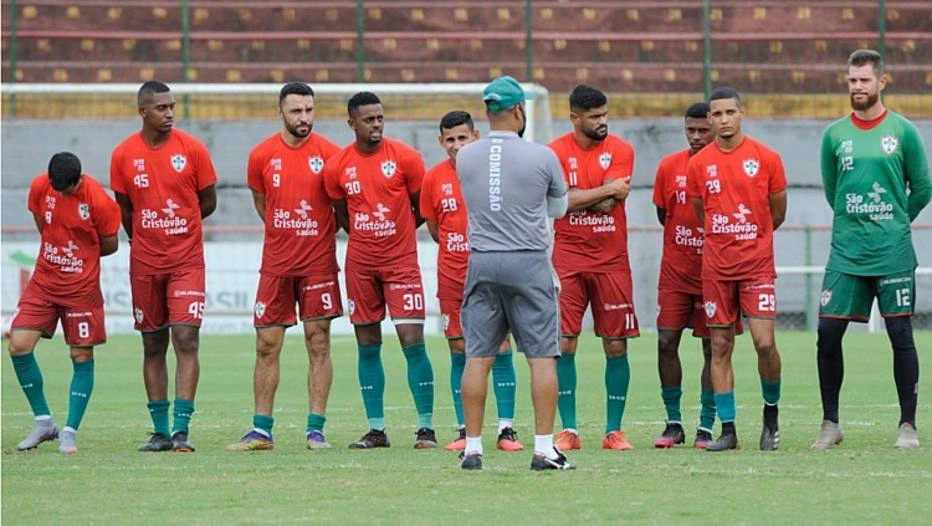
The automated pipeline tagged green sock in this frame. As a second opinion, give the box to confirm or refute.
[714,391,736,423]
[661,386,682,423]
[307,413,326,433]
[357,344,385,430]
[11,352,51,418]
[699,388,716,431]
[66,359,94,430]
[761,378,781,406]
[172,398,195,435]
[605,355,630,433]
[147,399,171,436]
[449,351,466,426]
[253,414,274,436]
[557,353,577,430]
[402,343,434,429]
[492,350,517,421]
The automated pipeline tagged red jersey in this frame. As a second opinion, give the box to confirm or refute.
[247,132,341,277]
[653,149,703,294]
[27,174,121,307]
[110,129,218,275]
[420,159,469,299]
[549,132,635,272]
[686,136,787,280]
[323,137,425,269]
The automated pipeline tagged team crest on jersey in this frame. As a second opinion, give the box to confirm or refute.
[308,156,324,174]
[381,160,397,178]
[743,159,760,178]
[880,135,899,155]
[704,301,717,319]
[599,152,612,170]
[78,203,90,220]
[820,289,832,307]
[170,154,187,173]
[254,302,266,319]
[441,183,454,196]
[134,307,144,324]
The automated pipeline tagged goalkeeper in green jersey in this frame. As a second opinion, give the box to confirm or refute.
[815,49,931,450]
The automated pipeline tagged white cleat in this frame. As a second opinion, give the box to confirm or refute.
[811,420,844,450]
[58,428,78,454]
[17,420,59,451]
[894,423,919,449]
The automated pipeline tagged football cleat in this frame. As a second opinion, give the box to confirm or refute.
[349,429,391,449]
[706,431,739,452]
[445,427,466,451]
[496,427,525,451]
[17,420,59,451]
[413,427,438,449]
[555,429,582,451]
[895,423,920,449]
[459,451,483,470]
[694,429,714,449]
[137,432,173,452]
[603,430,635,451]
[306,430,332,449]
[171,431,195,453]
[811,421,844,450]
[760,405,780,451]
[654,422,686,448]
[58,428,78,454]
[531,448,576,470]
[225,430,274,452]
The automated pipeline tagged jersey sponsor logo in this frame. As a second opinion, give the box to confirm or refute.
[881,135,899,155]
[711,208,758,240]
[273,201,319,236]
[732,203,752,224]
[294,199,312,219]
[308,156,324,174]
[704,300,716,319]
[134,307,145,324]
[867,182,887,203]
[380,160,397,178]
[820,289,832,307]
[170,154,187,173]
[162,199,180,218]
[568,209,616,233]
[675,175,687,188]
[133,158,146,171]
[42,240,85,273]
[373,202,390,221]
[78,203,90,220]
[353,203,397,237]
[254,302,266,318]
[742,158,760,178]
[674,225,703,250]
[141,198,189,235]
[445,232,469,253]
[845,182,894,221]
[603,302,633,311]
[599,152,612,170]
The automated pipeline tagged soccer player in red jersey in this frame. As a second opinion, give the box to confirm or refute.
[548,85,638,452]
[420,111,523,452]
[652,102,720,449]
[225,83,343,452]
[9,152,121,454]
[323,91,436,449]
[686,86,787,452]
[110,81,218,453]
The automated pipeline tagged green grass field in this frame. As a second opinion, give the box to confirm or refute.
[3,331,931,524]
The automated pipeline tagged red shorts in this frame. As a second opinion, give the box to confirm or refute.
[131,268,206,332]
[557,269,639,338]
[657,289,710,338]
[346,266,425,325]
[702,277,777,327]
[439,298,464,339]
[12,293,106,347]
[254,273,343,327]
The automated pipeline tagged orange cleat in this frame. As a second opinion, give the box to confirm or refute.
[496,427,525,451]
[602,430,635,450]
[445,428,466,451]
[555,429,582,451]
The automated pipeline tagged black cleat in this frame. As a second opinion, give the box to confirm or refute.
[137,432,173,452]
[349,429,391,449]
[413,427,438,449]
[706,431,739,452]
[760,405,780,451]
[694,429,714,449]
[459,451,483,470]
[530,448,576,470]
[654,422,686,448]
[171,431,195,452]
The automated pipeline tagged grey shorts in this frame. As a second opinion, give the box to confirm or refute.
[461,250,561,359]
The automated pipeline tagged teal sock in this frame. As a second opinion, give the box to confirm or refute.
[761,378,781,406]
[307,413,326,433]
[172,398,195,435]
[605,355,630,433]
[402,343,434,429]
[66,359,94,430]
[253,414,274,436]
[557,353,577,430]
[492,350,517,421]
[358,344,385,429]
[699,388,716,431]
[449,351,466,426]
[661,386,683,423]
[714,391,736,423]
[11,352,51,418]
[147,399,171,436]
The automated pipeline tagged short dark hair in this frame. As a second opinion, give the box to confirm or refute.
[569,84,608,113]
[848,49,884,75]
[347,91,381,116]
[48,152,82,191]
[137,80,171,107]
[709,86,741,106]
[685,102,710,119]
[279,82,314,105]
[439,111,474,133]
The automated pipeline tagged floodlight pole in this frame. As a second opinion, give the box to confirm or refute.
[703,0,712,100]
[525,0,533,82]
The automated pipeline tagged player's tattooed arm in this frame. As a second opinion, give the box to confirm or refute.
[409,192,425,228]
[691,197,704,223]
[250,190,266,223]
[425,220,440,243]
[655,206,666,225]
[114,192,134,240]
[331,199,350,233]
[198,184,217,219]
[769,190,787,230]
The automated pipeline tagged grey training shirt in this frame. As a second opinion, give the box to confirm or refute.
[457,131,567,252]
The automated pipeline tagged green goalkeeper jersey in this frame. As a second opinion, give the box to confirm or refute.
[821,110,931,276]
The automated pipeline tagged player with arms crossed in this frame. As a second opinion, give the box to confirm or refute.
[814,49,930,449]
[227,82,343,452]
[9,152,121,454]
[324,92,436,449]
[420,110,523,452]
[548,84,638,452]
[687,86,787,452]
[111,81,218,452]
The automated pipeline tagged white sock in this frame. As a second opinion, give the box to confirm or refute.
[62,426,77,434]
[562,428,578,435]
[535,434,558,459]
[36,415,52,423]
[465,436,483,455]
[252,428,271,438]
[498,419,513,433]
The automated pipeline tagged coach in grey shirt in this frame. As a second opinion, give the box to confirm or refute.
[455,76,574,471]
